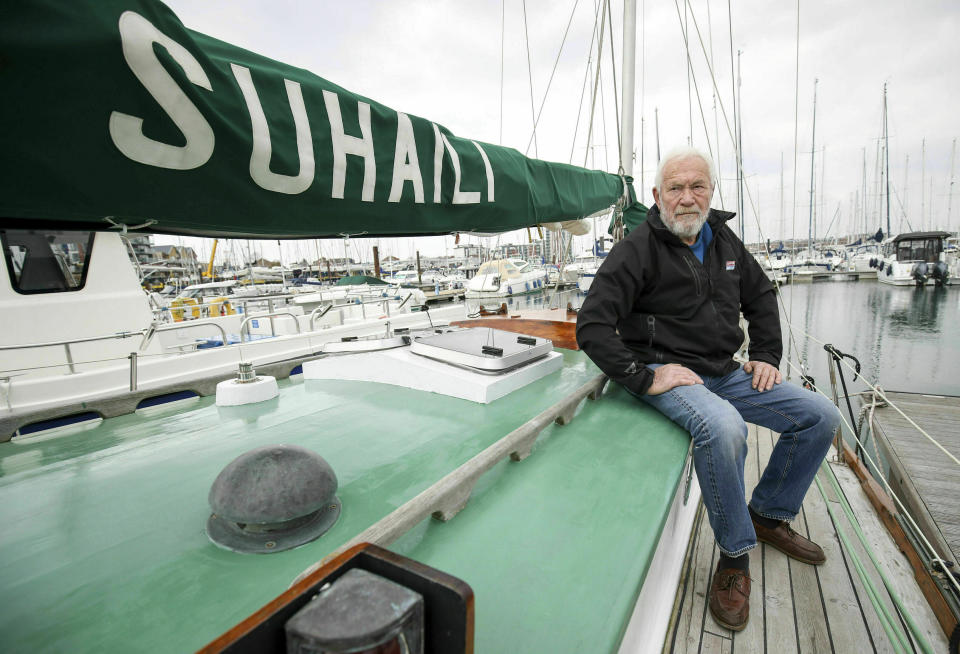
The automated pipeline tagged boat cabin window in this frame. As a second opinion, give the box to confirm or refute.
[1,229,94,294]
[896,238,941,263]
[477,260,519,277]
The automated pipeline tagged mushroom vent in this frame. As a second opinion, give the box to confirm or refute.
[207,444,341,554]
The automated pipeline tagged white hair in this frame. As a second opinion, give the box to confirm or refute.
[654,146,717,192]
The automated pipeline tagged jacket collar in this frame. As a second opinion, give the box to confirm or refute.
[646,204,737,246]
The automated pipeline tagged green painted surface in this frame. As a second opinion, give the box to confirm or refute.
[391,382,690,653]
[0,350,689,652]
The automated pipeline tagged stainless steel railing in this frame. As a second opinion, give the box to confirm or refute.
[239,311,302,343]
[0,331,145,374]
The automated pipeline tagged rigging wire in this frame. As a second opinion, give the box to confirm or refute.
[500,0,505,145]
[705,0,725,209]
[726,0,738,227]
[680,0,808,380]
[569,0,604,165]
[604,0,622,164]
[670,0,721,176]
[524,0,582,157]
[639,0,646,201]
[521,0,539,158]
[583,0,608,168]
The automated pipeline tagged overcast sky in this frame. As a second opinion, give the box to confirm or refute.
[156,0,960,264]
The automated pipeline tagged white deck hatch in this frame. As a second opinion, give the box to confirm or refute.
[410,327,553,372]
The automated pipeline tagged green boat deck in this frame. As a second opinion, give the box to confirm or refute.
[0,349,691,653]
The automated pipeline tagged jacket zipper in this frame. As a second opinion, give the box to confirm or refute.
[647,315,656,348]
[684,257,703,296]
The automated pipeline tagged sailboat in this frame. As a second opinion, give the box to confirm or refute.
[868,88,959,286]
[0,2,954,653]
[0,1,706,652]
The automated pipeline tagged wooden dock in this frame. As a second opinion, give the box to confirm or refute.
[788,270,865,283]
[422,287,465,303]
[868,391,960,569]
[664,424,948,653]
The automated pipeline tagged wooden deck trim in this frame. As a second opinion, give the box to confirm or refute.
[450,317,579,350]
[839,438,959,641]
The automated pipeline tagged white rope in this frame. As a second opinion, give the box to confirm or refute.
[792,324,960,469]
[782,356,960,597]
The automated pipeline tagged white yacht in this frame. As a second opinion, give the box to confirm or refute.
[464,259,549,298]
[876,231,958,286]
[0,229,465,436]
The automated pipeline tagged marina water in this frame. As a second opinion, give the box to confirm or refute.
[473,280,960,397]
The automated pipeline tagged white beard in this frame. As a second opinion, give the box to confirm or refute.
[663,207,709,240]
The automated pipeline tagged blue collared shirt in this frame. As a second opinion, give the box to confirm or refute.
[689,221,714,263]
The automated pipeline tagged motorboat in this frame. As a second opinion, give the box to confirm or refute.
[464,259,550,298]
[844,242,881,276]
[875,231,958,286]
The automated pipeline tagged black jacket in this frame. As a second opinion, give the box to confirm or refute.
[575,205,781,395]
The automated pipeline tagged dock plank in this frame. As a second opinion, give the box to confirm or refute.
[735,424,766,653]
[790,489,832,652]
[666,503,701,654]
[754,428,799,653]
[869,391,960,564]
[681,502,719,654]
[701,631,732,654]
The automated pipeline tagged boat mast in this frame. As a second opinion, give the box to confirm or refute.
[780,152,785,241]
[948,137,957,232]
[620,0,637,181]
[921,137,926,231]
[808,78,817,255]
[654,107,661,163]
[861,148,867,235]
[737,50,744,240]
[883,83,891,236]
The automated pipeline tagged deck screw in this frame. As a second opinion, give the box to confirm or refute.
[265,541,276,549]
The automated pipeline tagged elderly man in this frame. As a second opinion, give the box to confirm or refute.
[576,146,841,631]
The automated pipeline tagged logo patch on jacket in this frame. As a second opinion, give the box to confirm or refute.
[726,260,736,271]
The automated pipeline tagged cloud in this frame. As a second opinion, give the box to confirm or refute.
[155,0,960,257]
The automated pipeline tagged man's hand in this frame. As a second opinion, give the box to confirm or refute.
[743,360,782,392]
[647,363,704,396]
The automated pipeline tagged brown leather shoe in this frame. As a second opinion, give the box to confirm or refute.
[709,567,751,631]
[752,517,826,565]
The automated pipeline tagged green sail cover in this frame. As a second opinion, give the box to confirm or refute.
[0,0,625,239]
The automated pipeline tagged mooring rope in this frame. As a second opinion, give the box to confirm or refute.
[816,468,935,654]
[784,357,960,599]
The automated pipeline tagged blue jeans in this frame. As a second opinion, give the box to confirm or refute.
[633,364,841,556]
